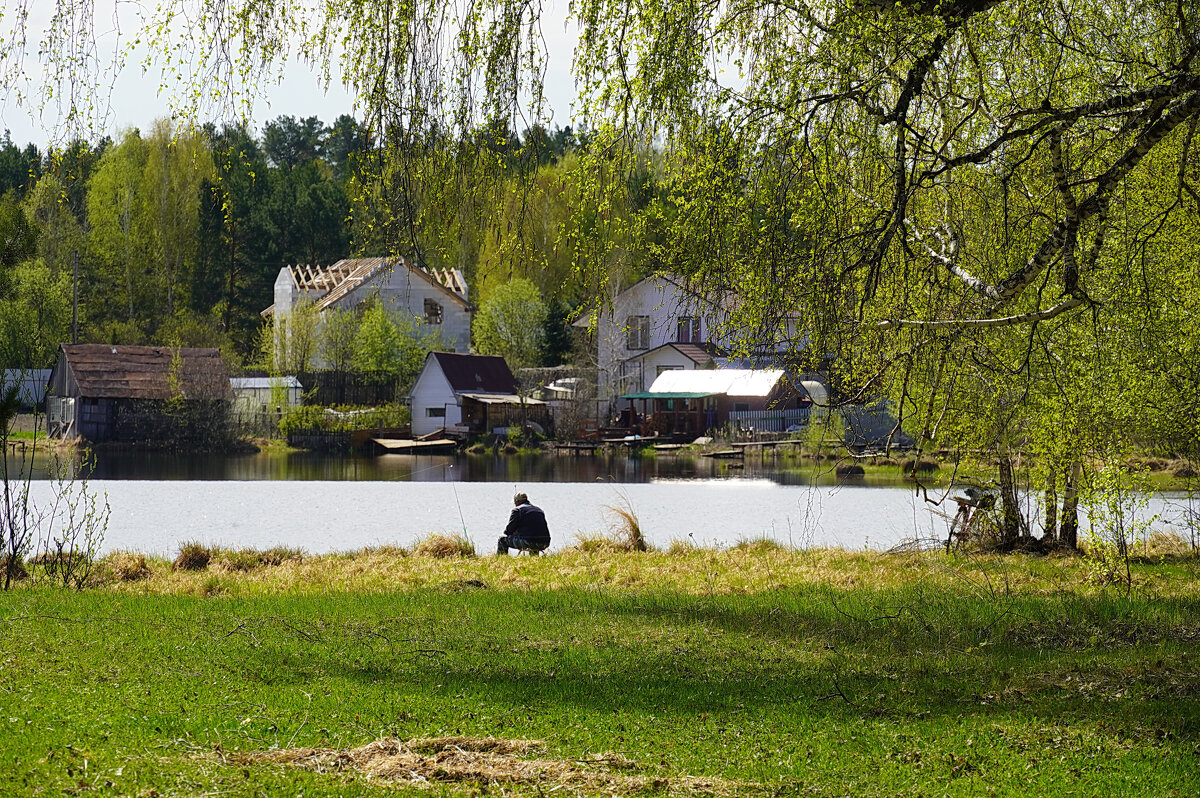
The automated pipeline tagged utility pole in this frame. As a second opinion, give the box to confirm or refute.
[72,250,79,344]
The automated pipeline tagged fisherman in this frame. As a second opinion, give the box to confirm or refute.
[497,491,551,555]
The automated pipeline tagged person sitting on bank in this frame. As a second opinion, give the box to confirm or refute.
[497,492,551,555]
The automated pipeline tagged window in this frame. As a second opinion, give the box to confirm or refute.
[734,402,750,412]
[625,315,650,350]
[656,365,682,376]
[424,298,443,324]
[426,407,446,418]
[676,316,701,343]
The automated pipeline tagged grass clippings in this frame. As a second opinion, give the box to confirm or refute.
[241,736,729,794]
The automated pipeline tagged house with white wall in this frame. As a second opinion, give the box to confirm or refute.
[410,352,548,438]
[573,274,729,407]
[576,273,801,410]
[265,257,472,367]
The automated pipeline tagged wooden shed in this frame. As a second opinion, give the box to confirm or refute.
[46,344,234,446]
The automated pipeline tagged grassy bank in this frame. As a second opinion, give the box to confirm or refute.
[2,546,1199,796]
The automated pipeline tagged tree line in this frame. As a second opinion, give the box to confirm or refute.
[0,114,615,375]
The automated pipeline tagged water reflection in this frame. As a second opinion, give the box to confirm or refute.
[70,449,881,486]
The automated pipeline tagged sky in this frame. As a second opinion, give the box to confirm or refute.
[0,1,581,148]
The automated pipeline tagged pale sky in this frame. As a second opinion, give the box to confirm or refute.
[0,1,582,147]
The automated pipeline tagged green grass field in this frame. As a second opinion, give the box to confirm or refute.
[2,545,1198,796]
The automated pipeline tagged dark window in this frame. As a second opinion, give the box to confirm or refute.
[734,402,750,412]
[424,298,443,324]
[676,316,701,343]
[426,407,446,418]
[625,315,650,350]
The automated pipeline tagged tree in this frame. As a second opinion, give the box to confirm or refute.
[318,307,362,373]
[86,129,151,328]
[0,194,37,298]
[0,259,72,369]
[473,277,548,369]
[352,298,445,389]
[13,0,1200,544]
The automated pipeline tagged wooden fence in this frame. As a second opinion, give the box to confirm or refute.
[727,408,811,433]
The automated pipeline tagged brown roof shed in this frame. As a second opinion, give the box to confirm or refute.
[53,344,233,401]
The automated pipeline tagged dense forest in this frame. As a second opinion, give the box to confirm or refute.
[0,115,645,372]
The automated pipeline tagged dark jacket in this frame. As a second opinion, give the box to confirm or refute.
[504,501,550,545]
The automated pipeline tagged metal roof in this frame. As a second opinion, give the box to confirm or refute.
[646,368,785,397]
[621,391,718,400]
[459,392,546,405]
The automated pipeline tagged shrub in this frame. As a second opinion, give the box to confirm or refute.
[414,534,476,558]
[174,541,213,571]
[279,403,411,436]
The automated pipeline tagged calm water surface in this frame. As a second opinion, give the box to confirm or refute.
[16,450,1193,556]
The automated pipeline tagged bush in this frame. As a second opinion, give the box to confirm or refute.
[279,403,411,436]
[174,541,213,571]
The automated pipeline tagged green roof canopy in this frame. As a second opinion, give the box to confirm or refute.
[620,391,719,400]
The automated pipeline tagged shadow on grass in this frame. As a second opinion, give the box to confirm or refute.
[239,587,1200,746]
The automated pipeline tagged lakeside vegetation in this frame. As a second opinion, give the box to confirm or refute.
[3,543,1198,796]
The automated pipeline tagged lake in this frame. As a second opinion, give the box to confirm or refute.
[12,450,1196,557]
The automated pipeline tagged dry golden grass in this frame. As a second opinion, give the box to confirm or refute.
[73,529,1199,600]
[173,541,212,571]
[105,551,151,582]
[237,736,736,795]
[413,534,476,558]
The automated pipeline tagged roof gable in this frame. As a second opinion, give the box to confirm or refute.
[57,344,233,400]
[288,257,471,312]
[430,352,517,394]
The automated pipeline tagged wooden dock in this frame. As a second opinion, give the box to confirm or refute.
[368,438,457,455]
[702,448,745,459]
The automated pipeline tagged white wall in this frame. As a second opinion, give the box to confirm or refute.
[410,358,461,437]
[344,267,471,355]
[595,276,726,404]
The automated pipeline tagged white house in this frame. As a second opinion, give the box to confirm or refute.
[409,352,548,438]
[265,257,473,367]
[575,273,797,409]
[573,274,727,407]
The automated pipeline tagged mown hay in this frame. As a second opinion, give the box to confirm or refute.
[413,534,476,558]
[173,541,212,571]
[240,736,732,794]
